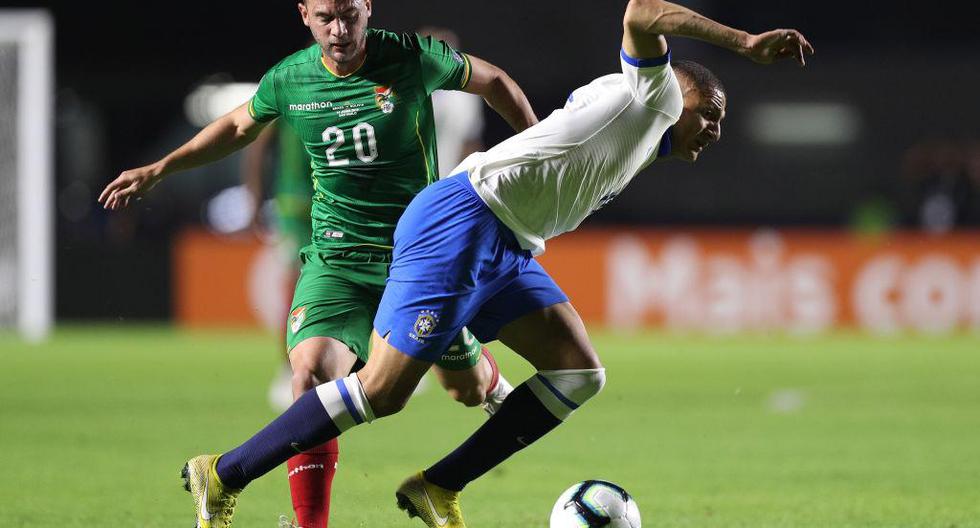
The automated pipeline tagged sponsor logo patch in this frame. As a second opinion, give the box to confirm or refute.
[288,100,333,112]
[287,463,325,478]
[441,328,478,362]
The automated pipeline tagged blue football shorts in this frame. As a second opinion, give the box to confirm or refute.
[374,172,569,362]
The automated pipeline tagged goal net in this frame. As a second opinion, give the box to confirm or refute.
[0,11,53,341]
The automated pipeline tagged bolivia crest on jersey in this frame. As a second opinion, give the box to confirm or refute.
[374,86,396,114]
[289,306,307,334]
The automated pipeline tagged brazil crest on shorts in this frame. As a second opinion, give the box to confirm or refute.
[410,309,440,343]
[248,29,473,252]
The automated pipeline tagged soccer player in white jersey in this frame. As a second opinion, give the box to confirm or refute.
[179,1,813,527]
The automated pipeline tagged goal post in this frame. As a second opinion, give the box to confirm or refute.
[0,10,54,342]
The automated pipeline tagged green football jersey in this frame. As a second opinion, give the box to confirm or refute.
[275,123,313,201]
[249,29,473,251]
[274,124,314,244]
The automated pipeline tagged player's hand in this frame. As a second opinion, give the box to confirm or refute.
[98,164,164,210]
[742,29,814,66]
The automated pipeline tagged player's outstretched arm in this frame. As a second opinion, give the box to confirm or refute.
[463,55,538,133]
[98,102,270,210]
[622,0,814,65]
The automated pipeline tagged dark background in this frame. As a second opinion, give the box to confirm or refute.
[1,0,978,320]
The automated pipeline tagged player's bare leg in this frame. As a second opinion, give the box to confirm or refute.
[355,330,432,417]
[422,302,604,496]
[496,302,600,370]
[284,337,358,528]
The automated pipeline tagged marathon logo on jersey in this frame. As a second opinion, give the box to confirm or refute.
[451,49,465,66]
[288,100,334,112]
[374,86,396,114]
[289,306,307,334]
[410,310,440,343]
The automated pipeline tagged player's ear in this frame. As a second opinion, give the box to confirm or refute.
[364,0,372,18]
[297,2,311,27]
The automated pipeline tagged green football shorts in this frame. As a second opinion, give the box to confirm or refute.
[286,246,482,370]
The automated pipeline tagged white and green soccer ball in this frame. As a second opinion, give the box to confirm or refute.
[549,480,641,528]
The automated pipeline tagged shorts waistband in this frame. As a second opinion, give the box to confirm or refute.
[444,172,526,254]
[446,171,481,201]
[301,245,393,264]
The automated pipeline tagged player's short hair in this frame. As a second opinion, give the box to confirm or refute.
[301,0,365,5]
[673,60,725,97]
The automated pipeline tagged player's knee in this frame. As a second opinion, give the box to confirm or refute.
[530,368,606,421]
[290,346,320,374]
[550,368,605,404]
[289,349,322,393]
[290,338,359,382]
[290,370,318,399]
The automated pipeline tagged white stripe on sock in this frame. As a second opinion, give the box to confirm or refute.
[340,374,376,423]
[525,369,606,421]
[526,376,575,421]
[314,381,359,432]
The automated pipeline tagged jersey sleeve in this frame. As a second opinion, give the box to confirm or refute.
[248,69,280,123]
[620,48,683,117]
[416,34,472,95]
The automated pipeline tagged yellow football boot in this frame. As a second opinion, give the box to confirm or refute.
[395,472,467,528]
[181,454,242,528]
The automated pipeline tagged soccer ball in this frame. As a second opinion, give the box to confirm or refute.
[549,480,641,527]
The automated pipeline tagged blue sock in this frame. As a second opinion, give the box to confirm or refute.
[216,388,340,489]
[424,382,562,491]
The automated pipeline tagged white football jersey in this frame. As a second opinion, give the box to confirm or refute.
[454,51,683,255]
[432,89,485,177]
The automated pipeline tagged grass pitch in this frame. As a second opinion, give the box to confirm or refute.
[1,327,978,527]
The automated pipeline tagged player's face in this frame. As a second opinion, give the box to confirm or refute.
[671,87,726,162]
[299,0,372,65]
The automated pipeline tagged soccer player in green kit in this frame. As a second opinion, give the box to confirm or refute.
[98,1,537,527]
